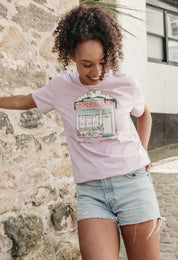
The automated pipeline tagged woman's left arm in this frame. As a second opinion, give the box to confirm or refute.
[137,105,152,171]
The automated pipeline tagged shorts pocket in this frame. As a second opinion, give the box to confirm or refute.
[125,168,148,179]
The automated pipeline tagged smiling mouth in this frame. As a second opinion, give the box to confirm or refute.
[89,76,100,81]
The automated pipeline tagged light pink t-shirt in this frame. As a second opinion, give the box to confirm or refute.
[32,70,150,183]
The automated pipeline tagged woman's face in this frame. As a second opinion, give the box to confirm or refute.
[72,40,105,85]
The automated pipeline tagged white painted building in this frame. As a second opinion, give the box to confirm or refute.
[118,0,178,147]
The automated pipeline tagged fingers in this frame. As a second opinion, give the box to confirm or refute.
[146,164,151,172]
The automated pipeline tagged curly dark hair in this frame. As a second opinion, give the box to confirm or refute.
[52,4,123,78]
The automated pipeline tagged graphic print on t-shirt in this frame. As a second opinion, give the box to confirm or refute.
[74,90,118,139]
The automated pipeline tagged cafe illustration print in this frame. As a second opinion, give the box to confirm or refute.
[74,90,118,139]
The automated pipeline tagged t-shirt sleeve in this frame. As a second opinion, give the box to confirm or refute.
[32,77,57,114]
[131,77,145,117]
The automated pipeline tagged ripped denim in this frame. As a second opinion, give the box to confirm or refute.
[77,168,163,232]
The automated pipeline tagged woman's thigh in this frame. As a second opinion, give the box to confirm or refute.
[121,219,160,260]
[78,218,120,260]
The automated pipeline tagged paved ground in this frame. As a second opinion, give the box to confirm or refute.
[151,156,178,173]
[149,142,178,260]
[116,143,178,260]
[148,143,178,173]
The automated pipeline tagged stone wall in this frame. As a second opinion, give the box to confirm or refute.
[0,0,80,259]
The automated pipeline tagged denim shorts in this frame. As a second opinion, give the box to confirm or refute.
[76,168,161,226]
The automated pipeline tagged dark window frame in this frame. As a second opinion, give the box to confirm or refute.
[146,0,178,66]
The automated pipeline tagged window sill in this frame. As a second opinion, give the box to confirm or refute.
[148,58,178,66]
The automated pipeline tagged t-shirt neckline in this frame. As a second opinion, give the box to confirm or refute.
[74,71,108,88]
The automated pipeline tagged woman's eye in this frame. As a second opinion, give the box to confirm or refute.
[83,64,92,68]
[82,62,104,68]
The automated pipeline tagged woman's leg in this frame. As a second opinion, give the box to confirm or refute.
[78,218,120,260]
[121,219,160,260]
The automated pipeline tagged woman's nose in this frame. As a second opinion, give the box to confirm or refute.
[92,65,101,76]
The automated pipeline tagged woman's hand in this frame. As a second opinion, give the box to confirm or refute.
[146,164,151,172]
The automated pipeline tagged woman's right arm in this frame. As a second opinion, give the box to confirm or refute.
[0,94,37,110]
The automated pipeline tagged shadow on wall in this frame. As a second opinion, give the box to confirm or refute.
[132,113,178,149]
[149,113,178,149]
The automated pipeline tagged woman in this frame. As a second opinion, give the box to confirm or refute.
[0,4,162,259]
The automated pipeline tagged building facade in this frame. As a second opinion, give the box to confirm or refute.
[118,0,178,148]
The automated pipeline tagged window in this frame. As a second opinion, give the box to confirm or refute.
[162,0,178,9]
[146,3,178,65]
[167,13,178,62]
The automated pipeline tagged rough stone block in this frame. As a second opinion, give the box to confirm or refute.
[4,215,43,257]
[52,164,73,178]
[0,25,4,32]
[20,109,43,129]
[0,63,46,90]
[15,134,41,151]
[0,169,17,190]
[0,112,14,135]
[40,36,57,62]
[32,0,47,4]
[0,26,32,60]
[26,185,57,207]
[0,3,8,18]
[12,3,57,32]
[42,132,57,143]
[51,203,77,231]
